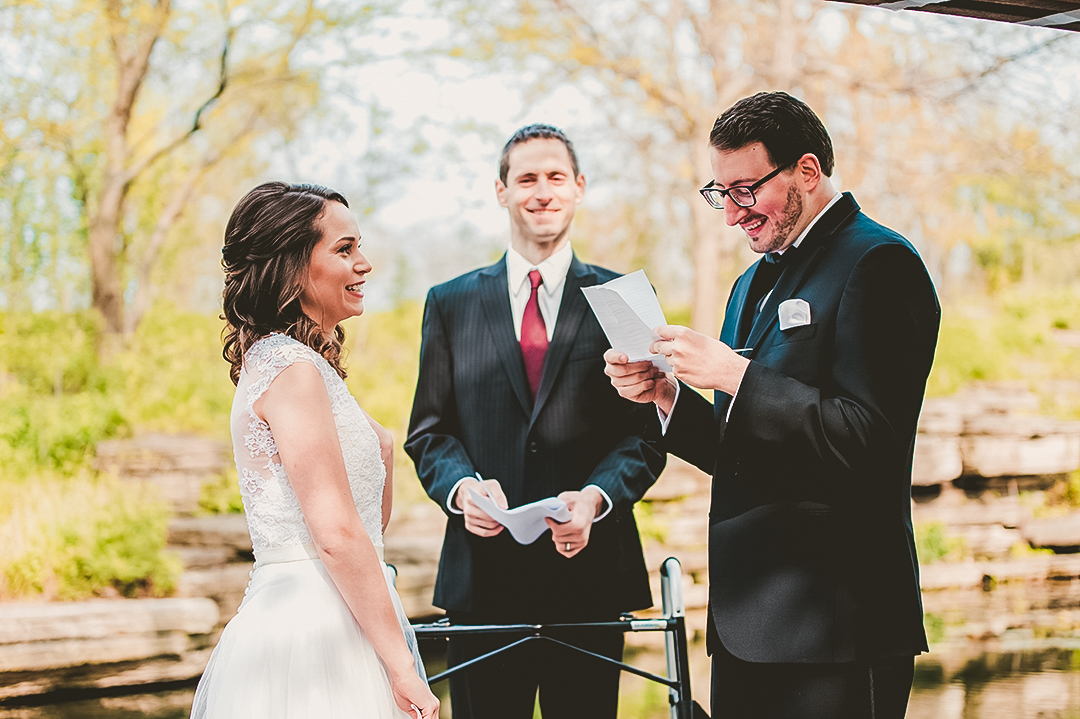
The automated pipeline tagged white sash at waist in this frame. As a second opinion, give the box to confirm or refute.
[254,542,385,566]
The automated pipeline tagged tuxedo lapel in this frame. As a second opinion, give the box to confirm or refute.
[723,270,755,349]
[530,255,595,425]
[744,243,824,350]
[477,258,532,416]
[744,193,860,351]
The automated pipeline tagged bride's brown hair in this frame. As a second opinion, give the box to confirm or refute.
[221,182,351,385]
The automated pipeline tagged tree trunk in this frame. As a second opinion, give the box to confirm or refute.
[89,0,170,337]
[125,164,205,334]
[89,179,126,335]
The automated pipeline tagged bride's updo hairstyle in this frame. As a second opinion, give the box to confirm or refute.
[221,181,351,386]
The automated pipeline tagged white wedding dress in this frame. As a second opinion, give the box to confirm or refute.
[191,333,424,718]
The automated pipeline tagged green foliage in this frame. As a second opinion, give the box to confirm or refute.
[924,612,946,645]
[1062,470,1080,508]
[0,385,129,480]
[915,522,969,564]
[343,302,430,508]
[1008,541,1054,559]
[0,475,181,600]
[0,303,232,486]
[199,467,244,515]
[0,303,230,599]
[926,290,1080,418]
[616,676,670,718]
[117,302,234,438]
[1023,470,1080,518]
[0,310,108,394]
[343,301,424,433]
[633,500,668,545]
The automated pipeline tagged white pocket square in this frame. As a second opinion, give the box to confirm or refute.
[778,298,811,331]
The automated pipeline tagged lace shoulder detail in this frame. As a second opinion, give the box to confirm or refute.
[244,334,323,418]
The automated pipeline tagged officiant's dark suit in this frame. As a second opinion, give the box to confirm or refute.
[405,125,665,719]
[607,93,940,718]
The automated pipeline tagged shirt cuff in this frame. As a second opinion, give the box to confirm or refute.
[583,485,613,522]
[445,476,475,515]
[658,382,682,436]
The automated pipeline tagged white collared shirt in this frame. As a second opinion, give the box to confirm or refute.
[506,241,573,341]
[660,191,843,433]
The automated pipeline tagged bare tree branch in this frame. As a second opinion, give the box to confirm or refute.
[943,34,1072,102]
[123,26,232,186]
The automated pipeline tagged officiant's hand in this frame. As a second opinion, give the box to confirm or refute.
[547,488,604,558]
[455,478,508,537]
[604,349,677,415]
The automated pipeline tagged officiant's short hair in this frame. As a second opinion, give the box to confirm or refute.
[499,123,580,183]
[710,91,835,177]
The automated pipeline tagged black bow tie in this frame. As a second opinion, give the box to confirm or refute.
[763,245,797,266]
[739,247,797,344]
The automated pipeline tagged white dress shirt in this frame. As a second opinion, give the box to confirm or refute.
[446,242,613,521]
[506,241,573,341]
[661,191,843,433]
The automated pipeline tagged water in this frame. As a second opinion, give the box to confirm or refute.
[9,645,1080,718]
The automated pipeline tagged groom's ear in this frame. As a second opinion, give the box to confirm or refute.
[793,152,824,192]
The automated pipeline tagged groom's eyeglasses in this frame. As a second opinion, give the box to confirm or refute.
[699,163,791,210]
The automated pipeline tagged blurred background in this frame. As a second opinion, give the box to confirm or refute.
[2,0,1080,716]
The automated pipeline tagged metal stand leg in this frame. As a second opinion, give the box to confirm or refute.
[661,557,695,719]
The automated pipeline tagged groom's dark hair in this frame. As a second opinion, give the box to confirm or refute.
[499,123,580,184]
[710,91,835,177]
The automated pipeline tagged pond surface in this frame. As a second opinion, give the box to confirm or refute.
[9,644,1080,718]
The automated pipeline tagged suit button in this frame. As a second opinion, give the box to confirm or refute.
[529,441,539,453]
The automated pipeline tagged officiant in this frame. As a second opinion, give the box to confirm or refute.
[405,123,666,719]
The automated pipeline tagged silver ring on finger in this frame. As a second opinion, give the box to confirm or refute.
[565,542,571,552]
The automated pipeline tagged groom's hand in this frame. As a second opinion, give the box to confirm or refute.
[651,325,749,396]
[455,478,508,537]
[547,488,605,559]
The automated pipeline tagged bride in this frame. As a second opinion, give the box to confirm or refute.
[191,182,439,718]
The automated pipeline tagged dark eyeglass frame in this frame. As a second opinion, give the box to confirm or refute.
[699,163,791,210]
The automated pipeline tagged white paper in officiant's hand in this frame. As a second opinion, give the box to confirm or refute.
[581,269,673,372]
[467,488,572,545]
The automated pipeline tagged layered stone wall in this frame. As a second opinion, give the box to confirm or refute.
[5,381,1080,696]
[0,598,218,701]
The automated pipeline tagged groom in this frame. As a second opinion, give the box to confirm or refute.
[606,92,940,718]
[406,124,665,719]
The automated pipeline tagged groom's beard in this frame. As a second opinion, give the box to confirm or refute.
[759,184,804,254]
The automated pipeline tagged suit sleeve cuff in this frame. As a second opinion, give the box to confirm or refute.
[724,362,749,422]
[583,485,613,522]
[446,476,475,515]
[658,382,682,436]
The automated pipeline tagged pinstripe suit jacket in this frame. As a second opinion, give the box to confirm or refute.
[405,254,666,619]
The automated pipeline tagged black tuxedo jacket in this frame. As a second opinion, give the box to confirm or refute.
[665,193,939,663]
[405,254,666,620]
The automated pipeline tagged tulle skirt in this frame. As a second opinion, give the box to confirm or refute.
[191,544,424,719]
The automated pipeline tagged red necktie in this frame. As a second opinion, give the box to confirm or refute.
[520,269,548,401]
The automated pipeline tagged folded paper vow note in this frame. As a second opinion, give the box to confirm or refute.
[468,488,573,545]
[581,269,672,372]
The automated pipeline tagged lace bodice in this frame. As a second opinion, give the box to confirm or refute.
[230,333,386,553]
